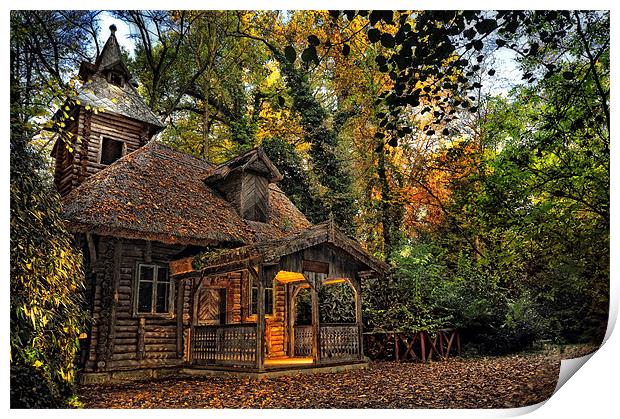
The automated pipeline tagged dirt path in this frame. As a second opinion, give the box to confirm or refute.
[77,345,597,409]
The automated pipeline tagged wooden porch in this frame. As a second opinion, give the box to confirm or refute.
[188,321,363,371]
[173,220,388,373]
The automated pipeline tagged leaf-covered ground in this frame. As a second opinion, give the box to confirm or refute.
[78,345,597,409]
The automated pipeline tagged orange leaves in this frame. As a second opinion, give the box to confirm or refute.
[77,345,596,408]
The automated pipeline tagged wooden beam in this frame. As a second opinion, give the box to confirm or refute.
[287,284,295,357]
[302,260,329,274]
[145,240,152,263]
[176,278,185,359]
[136,317,146,360]
[86,233,97,270]
[253,265,265,372]
[353,275,364,360]
[310,274,321,364]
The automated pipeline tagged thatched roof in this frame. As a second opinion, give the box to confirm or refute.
[62,142,311,247]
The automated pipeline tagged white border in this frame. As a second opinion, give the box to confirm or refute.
[2,2,617,418]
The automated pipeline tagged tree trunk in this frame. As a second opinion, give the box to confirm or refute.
[202,86,210,161]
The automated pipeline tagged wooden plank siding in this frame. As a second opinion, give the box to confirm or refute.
[240,172,269,222]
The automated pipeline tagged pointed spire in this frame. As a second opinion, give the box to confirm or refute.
[94,23,131,80]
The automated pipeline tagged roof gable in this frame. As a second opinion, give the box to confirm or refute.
[205,147,283,185]
[178,219,388,278]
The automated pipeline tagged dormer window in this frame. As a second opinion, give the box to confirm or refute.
[100,137,126,165]
[109,71,124,87]
[204,148,283,223]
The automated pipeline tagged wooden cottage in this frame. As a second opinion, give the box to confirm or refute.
[53,26,387,383]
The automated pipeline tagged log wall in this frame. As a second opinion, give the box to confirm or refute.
[82,235,251,373]
[241,272,286,358]
[54,108,151,196]
[84,236,188,372]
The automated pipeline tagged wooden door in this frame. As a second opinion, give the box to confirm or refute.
[195,287,227,325]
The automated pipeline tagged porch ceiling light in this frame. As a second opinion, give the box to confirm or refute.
[322,278,347,285]
[275,270,306,283]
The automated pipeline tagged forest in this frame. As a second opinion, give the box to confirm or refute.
[10,10,609,408]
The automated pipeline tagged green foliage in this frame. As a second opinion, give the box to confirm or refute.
[363,14,609,354]
[10,132,87,407]
[319,283,356,323]
[10,10,95,408]
[275,50,357,233]
[261,137,322,221]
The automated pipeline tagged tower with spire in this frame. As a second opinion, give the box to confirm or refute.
[51,24,165,196]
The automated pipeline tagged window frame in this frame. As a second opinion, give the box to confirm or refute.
[108,71,125,88]
[133,263,174,317]
[249,275,275,318]
[98,135,127,166]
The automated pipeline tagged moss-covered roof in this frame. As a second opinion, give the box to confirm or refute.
[62,142,311,246]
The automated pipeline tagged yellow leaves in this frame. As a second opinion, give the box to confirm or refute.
[59,368,73,382]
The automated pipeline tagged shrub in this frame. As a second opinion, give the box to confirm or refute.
[10,133,87,408]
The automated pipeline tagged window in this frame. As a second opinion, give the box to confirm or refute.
[136,264,171,315]
[250,277,273,316]
[100,137,124,165]
[109,71,124,87]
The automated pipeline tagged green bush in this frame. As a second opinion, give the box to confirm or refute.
[10,133,87,408]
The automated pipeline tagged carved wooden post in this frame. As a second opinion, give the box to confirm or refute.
[286,284,293,357]
[176,278,185,359]
[96,238,123,371]
[353,275,364,360]
[310,274,321,364]
[188,276,200,365]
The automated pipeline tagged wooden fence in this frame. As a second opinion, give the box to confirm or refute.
[294,325,313,357]
[320,324,360,361]
[364,329,461,362]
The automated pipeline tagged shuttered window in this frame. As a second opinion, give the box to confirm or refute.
[136,264,171,315]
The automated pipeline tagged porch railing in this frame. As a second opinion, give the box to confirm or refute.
[293,323,360,361]
[191,324,256,367]
[293,325,313,356]
[319,324,360,361]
